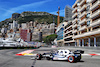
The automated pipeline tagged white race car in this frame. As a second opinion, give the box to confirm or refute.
[36,49,84,63]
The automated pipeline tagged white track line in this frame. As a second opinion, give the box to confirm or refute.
[82,54,100,56]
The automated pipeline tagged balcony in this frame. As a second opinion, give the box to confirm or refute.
[90,9,100,19]
[72,30,77,33]
[72,8,77,13]
[72,13,78,18]
[64,40,75,43]
[80,0,86,6]
[90,19,100,27]
[72,3,77,8]
[79,26,87,31]
[73,28,100,39]
[91,0,97,3]
[64,25,73,31]
[72,0,80,8]
[79,18,87,25]
[72,24,77,28]
[80,5,86,12]
[64,35,73,39]
[90,0,100,11]
[79,11,87,18]
[64,30,73,35]
[72,18,78,23]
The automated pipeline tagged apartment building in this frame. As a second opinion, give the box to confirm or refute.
[64,21,75,46]
[72,0,100,47]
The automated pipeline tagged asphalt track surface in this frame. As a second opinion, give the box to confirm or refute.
[0,48,100,67]
[0,49,33,67]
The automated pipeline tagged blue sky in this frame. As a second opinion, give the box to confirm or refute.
[0,0,76,22]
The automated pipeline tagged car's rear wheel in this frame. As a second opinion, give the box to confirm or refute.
[76,55,81,62]
[77,59,80,62]
[68,56,74,63]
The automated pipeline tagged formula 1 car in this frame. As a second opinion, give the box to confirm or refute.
[36,49,84,63]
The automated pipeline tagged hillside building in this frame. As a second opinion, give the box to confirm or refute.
[26,21,56,41]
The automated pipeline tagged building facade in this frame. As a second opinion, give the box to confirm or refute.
[20,29,32,41]
[72,0,100,47]
[64,21,75,46]
[64,6,73,21]
[26,21,56,41]
[56,22,66,46]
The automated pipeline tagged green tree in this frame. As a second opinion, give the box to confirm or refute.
[43,34,57,45]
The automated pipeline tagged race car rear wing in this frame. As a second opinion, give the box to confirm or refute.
[73,50,84,54]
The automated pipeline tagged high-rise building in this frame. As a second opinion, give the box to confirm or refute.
[72,0,100,47]
[64,6,73,21]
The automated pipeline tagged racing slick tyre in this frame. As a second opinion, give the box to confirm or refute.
[46,57,51,60]
[36,54,42,60]
[46,55,53,60]
[76,55,81,62]
[68,56,75,63]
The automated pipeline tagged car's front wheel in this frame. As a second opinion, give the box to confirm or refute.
[46,57,51,60]
[36,54,42,60]
[68,56,75,63]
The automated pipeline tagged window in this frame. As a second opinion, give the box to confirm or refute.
[86,5,90,11]
[87,21,90,26]
[77,2,80,5]
[77,9,80,12]
[87,13,90,18]
[77,26,80,30]
[79,32,80,34]
[78,20,80,23]
[89,28,91,31]
[86,0,91,3]
[75,33,77,35]
[78,14,80,18]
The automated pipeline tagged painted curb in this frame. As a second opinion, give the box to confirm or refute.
[82,54,100,56]
[16,49,35,56]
